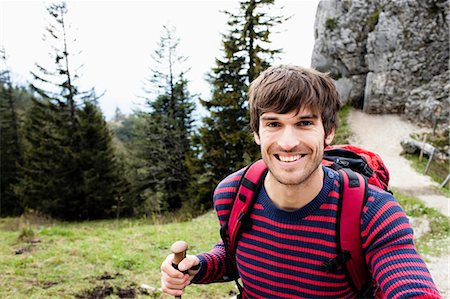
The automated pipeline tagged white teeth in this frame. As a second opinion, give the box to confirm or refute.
[278,155,302,162]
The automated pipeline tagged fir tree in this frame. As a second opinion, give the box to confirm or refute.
[17,98,69,215]
[136,25,195,212]
[113,106,125,122]
[0,49,24,216]
[30,2,96,121]
[16,2,121,220]
[16,2,83,219]
[76,102,131,219]
[194,0,284,207]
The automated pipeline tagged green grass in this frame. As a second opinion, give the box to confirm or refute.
[395,190,450,257]
[333,104,352,145]
[402,153,449,192]
[2,188,448,298]
[0,212,235,298]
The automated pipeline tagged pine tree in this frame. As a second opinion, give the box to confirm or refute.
[30,2,95,121]
[0,49,24,216]
[17,98,70,215]
[113,106,125,122]
[16,2,82,218]
[194,0,284,207]
[16,2,121,220]
[136,25,195,212]
[76,102,131,219]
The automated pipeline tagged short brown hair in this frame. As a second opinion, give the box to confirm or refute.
[248,65,341,137]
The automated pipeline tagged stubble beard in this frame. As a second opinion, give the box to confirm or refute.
[270,159,323,187]
[265,150,324,187]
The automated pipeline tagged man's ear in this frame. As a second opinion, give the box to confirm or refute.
[253,132,261,145]
[324,128,335,146]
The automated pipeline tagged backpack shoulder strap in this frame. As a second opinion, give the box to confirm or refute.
[221,159,268,255]
[337,168,372,295]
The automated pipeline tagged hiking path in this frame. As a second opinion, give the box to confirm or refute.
[347,110,449,297]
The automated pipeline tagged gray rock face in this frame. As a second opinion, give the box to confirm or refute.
[311,0,449,128]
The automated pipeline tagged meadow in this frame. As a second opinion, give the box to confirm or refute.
[1,191,448,298]
[0,211,235,298]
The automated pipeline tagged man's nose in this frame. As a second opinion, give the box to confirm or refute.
[277,126,300,151]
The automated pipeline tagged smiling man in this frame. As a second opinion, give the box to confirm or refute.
[160,65,442,298]
[255,109,333,211]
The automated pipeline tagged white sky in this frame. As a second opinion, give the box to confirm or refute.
[1,0,319,119]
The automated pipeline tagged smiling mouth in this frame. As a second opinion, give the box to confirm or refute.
[275,154,306,162]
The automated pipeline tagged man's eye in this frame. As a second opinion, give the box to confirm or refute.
[267,122,280,128]
[298,121,313,126]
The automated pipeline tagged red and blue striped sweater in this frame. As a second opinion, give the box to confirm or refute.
[193,166,441,298]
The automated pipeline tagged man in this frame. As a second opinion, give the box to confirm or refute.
[160,65,441,298]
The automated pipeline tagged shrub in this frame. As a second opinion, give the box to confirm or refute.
[325,17,338,31]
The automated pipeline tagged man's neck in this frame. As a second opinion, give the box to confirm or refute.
[264,167,324,211]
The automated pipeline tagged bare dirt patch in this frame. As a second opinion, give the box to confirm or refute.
[75,272,140,299]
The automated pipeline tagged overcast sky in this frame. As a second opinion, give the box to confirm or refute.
[1,0,319,119]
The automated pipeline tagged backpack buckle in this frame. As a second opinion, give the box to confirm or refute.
[336,158,349,167]
[238,193,246,202]
[321,251,351,273]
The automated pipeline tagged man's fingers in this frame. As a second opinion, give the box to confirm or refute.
[161,254,184,278]
[161,272,190,297]
[160,253,200,296]
[161,271,189,288]
[178,254,200,272]
[161,275,184,297]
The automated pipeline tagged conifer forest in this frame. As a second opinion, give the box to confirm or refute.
[0,0,287,220]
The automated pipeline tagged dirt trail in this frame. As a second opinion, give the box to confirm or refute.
[347,110,449,297]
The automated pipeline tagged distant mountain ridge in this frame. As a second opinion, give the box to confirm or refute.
[311,0,449,128]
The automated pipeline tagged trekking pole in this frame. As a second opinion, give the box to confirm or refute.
[171,240,188,299]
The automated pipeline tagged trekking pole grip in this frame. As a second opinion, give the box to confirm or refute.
[171,240,188,299]
[171,240,188,268]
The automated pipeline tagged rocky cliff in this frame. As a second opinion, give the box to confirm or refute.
[311,0,449,128]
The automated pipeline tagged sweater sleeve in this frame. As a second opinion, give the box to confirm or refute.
[192,169,245,284]
[361,186,442,298]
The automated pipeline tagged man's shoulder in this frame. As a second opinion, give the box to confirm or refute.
[331,166,393,199]
[331,167,396,209]
[216,169,245,191]
[363,184,404,222]
[212,167,248,220]
[367,183,394,200]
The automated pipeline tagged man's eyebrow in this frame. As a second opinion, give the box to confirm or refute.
[297,114,318,119]
[260,114,318,121]
[260,116,280,121]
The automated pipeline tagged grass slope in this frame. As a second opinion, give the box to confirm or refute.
[2,107,447,298]
[0,212,235,298]
[2,195,448,298]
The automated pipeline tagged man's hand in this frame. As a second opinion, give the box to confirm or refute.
[160,253,201,296]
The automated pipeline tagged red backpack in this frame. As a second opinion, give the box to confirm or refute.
[219,145,390,298]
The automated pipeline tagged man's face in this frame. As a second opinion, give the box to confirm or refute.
[253,107,334,186]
